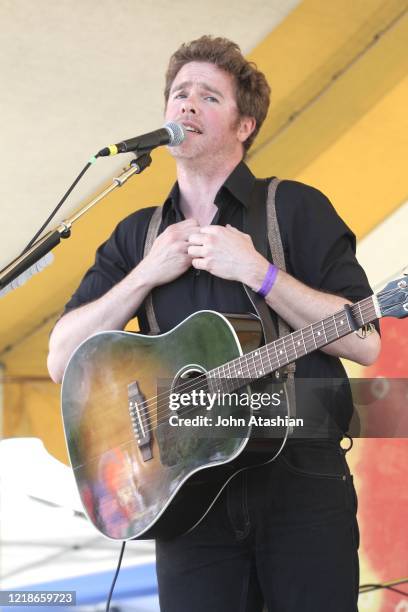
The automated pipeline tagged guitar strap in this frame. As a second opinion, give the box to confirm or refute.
[142,176,296,417]
[143,206,163,336]
[243,177,297,419]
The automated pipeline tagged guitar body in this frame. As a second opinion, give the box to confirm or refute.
[62,310,274,541]
[60,275,408,540]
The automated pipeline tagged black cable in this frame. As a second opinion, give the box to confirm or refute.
[105,541,126,612]
[21,157,99,255]
[359,578,408,595]
[386,587,408,596]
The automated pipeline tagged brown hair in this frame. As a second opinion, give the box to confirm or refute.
[164,35,270,151]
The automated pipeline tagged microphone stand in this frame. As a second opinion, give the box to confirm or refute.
[0,153,152,293]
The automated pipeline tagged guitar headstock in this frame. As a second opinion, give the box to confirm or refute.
[377,275,408,319]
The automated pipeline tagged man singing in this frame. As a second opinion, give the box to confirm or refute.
[48,36,380,611]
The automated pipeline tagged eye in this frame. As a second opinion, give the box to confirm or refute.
[205,96,218,103]
[174,92,186,99]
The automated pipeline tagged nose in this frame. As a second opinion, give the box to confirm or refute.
[181,95,197,115]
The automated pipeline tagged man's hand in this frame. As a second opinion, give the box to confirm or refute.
[47,218,199,383]
[138,218,200,288]
[188,224,268,289]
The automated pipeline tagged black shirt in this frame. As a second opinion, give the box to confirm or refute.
[64,161,377,433]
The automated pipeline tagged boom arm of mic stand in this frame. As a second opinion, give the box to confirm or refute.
[0,153,152,293]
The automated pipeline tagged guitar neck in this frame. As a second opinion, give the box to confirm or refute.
[208,294,380,392]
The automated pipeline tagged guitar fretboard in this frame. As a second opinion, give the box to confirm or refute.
[207,295,378,393]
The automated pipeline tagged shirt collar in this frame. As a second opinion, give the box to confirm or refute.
[219,160,256,209]
[162,161,256,217]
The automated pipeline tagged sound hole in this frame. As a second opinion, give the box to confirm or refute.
[171,365,209,417]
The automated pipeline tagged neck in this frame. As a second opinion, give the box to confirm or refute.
[175,152,243,224]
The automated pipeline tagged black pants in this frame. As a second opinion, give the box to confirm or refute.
[156,440,359,612]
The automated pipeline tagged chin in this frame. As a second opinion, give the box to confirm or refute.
[169,144,204,160]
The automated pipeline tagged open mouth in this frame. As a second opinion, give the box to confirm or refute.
[184,125,202,134]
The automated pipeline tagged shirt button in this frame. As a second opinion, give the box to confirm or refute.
[195,270,200,277]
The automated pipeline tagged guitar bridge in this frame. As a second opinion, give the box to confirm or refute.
[128,381,153,462]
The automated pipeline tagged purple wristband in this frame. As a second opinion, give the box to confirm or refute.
[257,263,278,297]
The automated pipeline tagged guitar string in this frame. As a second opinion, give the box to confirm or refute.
[72,301,380,466]
[85,298,377,432]
[70,288,402,467]
[79,298,378,441]
[128,302,374,433]
[120,298,375,420]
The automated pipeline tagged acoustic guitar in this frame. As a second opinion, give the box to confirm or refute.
[61,276,408,540]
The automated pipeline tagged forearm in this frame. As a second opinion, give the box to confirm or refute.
[189,225,381,366]
[246,262,381,366]
[47,263,153,383]
[49,218,199,383]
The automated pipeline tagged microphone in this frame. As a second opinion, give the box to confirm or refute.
[97,122,185,157]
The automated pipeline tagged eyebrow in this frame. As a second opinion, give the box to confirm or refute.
[170,81,224,98]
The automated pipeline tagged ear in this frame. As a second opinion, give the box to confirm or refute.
[237,116,256,144]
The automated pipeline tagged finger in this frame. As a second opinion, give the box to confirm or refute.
[198,225,222,235]
[174,220,200,234]
[188,245,204,257]
[188,233,206,244]
[192,257,208,270]
[178,226,202,240]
